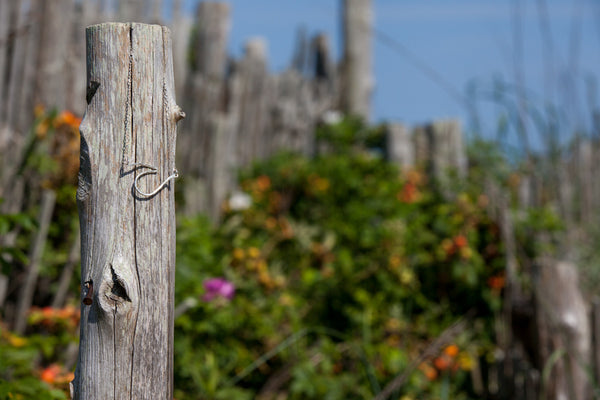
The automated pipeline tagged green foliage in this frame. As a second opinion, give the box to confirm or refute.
[0,324,72,400]
[0,108,81,398]
[173,119,509,399]
[0,114,565,399]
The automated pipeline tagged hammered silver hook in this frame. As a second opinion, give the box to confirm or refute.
[130,163,179,198]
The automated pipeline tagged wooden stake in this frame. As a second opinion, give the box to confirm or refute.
[72,23,183,400]
[341,0,373,120]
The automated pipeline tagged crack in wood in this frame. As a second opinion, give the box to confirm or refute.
[86,80,100,104]
[108,264,131,304]
[76,135,91,201]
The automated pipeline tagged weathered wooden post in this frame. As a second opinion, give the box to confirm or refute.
[179,2,230,216]
[72,23,184,399]
[386,123,414,170]
[341,0,373,120]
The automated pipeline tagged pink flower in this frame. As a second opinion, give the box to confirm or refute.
[202,278,235,302]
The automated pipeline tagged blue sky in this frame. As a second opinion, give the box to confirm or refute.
[182,0,600,146]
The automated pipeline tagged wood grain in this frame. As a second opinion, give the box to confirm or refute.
[72,23,181,400]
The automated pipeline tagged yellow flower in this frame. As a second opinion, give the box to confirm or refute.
[400,269,414,285]
[314,177,330,192]
[232,248,245,261]
[247,247,260,259]
[7,333,27,348]
[459,246,473,260]
[458,351,475,370]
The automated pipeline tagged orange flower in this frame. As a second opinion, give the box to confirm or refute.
[40,364,61,383]
[398,182,420,203]
[433,355,451,371]
[255,175,271,191]
[488,274,505,291]
[57,110,81,128]
[444,344,459,358]
[419,362,438,381]
[453,234,468,248]
[41,307,55,319]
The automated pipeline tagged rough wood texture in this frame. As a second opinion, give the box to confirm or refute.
[73,23,182,400]
[341,0,373,120]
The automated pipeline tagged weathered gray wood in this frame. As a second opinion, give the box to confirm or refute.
[386,123,413,170]
[206,114,235,222]
[0,0,11,121]
[412,119,465,183]
[428,119,466,180]
[5,0,29,131]
[231,38,271,166]
[179,2,230,174]
[14,189,56,334]
[592,298,600,392]
[178,2,230,216]
[170,12,191,105]
[35,0,74,112]
[66,0,87,116]
[270,69,316,157]
[534,259,591,400]
[51,229,81,308]
[341,0,373,120]
[73,23,182,400]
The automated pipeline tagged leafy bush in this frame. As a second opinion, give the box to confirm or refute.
[173,120,508,399]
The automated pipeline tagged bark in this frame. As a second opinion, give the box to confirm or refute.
[72,23,183,400]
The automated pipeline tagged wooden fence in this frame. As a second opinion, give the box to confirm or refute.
[0,1,599,399]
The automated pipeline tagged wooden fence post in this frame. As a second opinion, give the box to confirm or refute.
[72,23,183,399]
[341,0,373,120]
[386,123,413,170]
[231,38,271,167]
[179,2,230,216]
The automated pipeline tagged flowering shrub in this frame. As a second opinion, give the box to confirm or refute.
[173,120,512,399]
